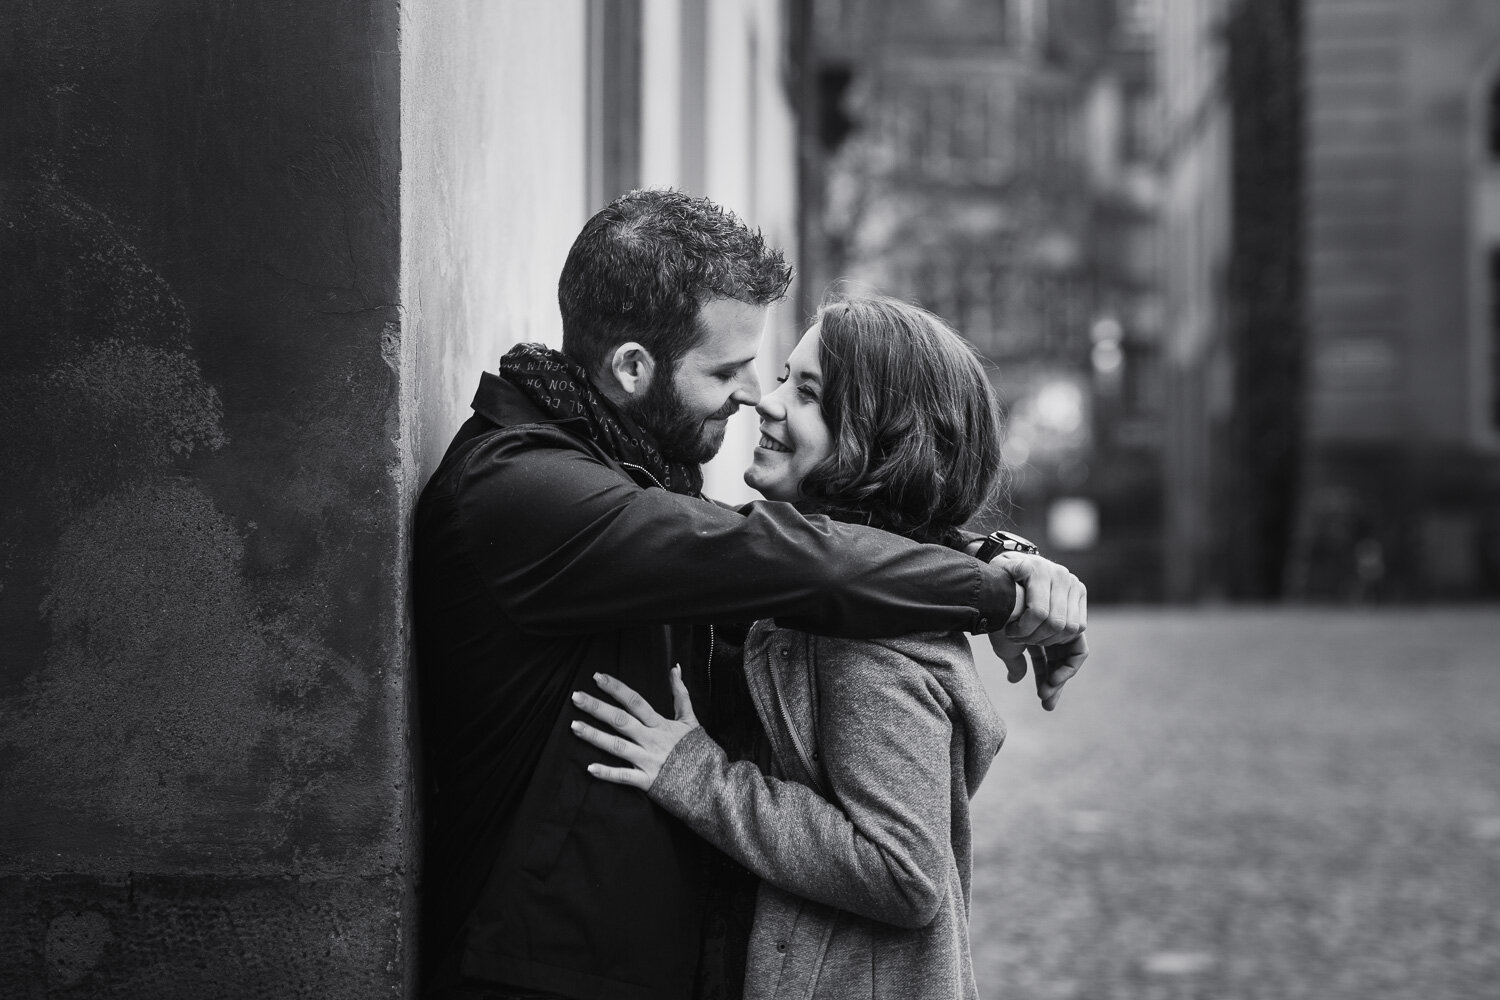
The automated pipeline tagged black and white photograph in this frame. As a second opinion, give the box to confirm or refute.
[2,1,1496,998]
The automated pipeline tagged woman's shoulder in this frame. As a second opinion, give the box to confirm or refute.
[746,623,979,691]
[815,629,973,668]
[750,619,966,657]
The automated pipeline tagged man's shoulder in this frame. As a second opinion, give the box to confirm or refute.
[474,419,596,459]
[419,416,615,510]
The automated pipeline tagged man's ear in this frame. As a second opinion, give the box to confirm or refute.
[607,342,657,398]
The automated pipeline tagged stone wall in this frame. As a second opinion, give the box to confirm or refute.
[0,1,410,994]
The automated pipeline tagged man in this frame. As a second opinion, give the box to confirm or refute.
[414,189,1087,1000]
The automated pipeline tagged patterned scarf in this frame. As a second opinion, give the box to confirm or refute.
[499,343,704,496]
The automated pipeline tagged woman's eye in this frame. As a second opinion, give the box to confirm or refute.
[774,375,788,385]
[797,385,819,403]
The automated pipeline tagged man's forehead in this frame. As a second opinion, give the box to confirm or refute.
[686,297,767,364]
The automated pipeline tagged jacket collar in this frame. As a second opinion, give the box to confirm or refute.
[468,371,674,493]
[470,370,590,431]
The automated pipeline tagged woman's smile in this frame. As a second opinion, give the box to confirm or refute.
[758,431,791,453]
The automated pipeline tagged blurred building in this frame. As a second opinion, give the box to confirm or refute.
[1156,0,1232,600]
[801,0,1166,600]
[1157,0,1500,601]
[1156,0,1303,601]
[1290,0,1500,599]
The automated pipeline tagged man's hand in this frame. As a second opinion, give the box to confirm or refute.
[986,552,1088,711]
[990,634,1088,711]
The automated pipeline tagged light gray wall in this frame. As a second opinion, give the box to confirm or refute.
[400,2,589,481]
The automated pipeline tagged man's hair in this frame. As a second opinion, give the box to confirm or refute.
[558,189,793,378]
[801,294,1005,544]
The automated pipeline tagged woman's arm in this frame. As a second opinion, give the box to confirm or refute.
[572,648,956,928]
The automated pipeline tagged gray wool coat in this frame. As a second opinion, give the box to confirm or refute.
[651,620,1005,1000]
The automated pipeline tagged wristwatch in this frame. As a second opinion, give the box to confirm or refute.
[974,529,1039,562]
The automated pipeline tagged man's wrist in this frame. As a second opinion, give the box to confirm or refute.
[973,559,1025,633]
[973,531,1039,630]
[955,528,988,557]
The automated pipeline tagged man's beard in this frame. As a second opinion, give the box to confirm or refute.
[627,370,737,465]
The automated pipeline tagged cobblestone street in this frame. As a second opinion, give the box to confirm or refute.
[966,608,1500,1000]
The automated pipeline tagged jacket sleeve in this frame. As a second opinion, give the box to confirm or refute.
[650,640,956,928]
[453,426,1015,637]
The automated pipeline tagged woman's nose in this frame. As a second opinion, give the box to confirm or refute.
[756,393,785,421]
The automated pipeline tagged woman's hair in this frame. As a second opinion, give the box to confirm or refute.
[800,294,1005,544]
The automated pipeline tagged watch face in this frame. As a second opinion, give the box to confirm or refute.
[978,529,1039,561]
[993,530,1038,553]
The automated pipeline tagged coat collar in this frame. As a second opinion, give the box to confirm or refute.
[470,370,589,431]
[468,371,670,493]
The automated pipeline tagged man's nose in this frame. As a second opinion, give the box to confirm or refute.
[732,371,761,407]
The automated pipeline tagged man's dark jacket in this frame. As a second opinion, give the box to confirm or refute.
[414,372,1017,1000]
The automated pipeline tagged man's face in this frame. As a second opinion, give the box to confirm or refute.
[629,297,767,464]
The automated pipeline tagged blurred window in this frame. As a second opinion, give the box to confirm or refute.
[818,65,858,153]
[1125,88,1154,162]
[1491,248,1500,428]
[586,0,643,205]
[1490,79,1500,158]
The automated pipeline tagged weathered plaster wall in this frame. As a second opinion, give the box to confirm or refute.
[0,0,410,995]
[400,1,588,477]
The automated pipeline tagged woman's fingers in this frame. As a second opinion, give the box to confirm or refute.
[571,689,649,740]
[571,718,648,766]
[572,668,702,792]
[585,761,650,791]
[670,664,698,725]
[591,672,664,727]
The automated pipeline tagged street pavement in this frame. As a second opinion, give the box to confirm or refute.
[966,607,1500,1000]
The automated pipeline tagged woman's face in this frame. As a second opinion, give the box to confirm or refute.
[744,324,834,505]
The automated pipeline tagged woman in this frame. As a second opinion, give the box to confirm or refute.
[571,295,1008,1000]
